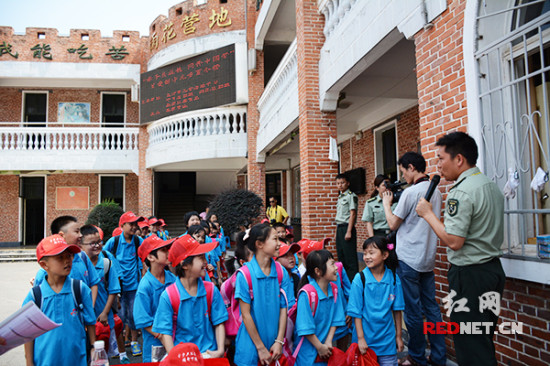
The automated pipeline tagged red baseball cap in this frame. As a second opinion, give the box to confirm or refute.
[138,219,150,229]
[137,234,176,262]
[298,238,331,259]
[148,217,160,226]
[159,218,167,227]
[160,342,203,366]
[112,227,123,237]
[118,211,144,227]
[276,243,301,259]
[168,234,218,267]
[92,225,104,240]
[36,234,81,261]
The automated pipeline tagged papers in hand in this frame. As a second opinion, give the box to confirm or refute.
[0,301,61,355]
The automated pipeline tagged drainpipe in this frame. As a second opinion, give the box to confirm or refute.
[421,0,434,30]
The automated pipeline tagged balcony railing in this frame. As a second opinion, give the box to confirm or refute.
[257,39,298,155]
[318,0,358,38]
[0,127,139,151]
[146,106,247,168]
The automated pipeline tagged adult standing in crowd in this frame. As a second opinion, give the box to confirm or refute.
[335,173,359,281]
[382,152,446,366]
[362,174,396,237]
[416,132,505,366]
[265,196,289,225]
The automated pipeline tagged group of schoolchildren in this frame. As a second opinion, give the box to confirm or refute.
[23,209,405,366]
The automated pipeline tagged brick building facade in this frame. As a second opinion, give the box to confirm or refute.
[1,0,549,363]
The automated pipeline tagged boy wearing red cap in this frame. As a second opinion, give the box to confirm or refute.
[275,243,301,297]
[153,235,228,357]
[133,235,177,362]
[103,211,145,356]
[23,235,97,366]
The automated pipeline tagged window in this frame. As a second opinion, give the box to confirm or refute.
[293,167,301,218]
[476,0,550,260]
[22,92,47,127]
[374,121,398,182]
[100,176,124,208]
[101,93,125,126]
[266,172,283,207]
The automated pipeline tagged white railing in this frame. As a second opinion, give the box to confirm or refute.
[0,127,139,151]
[257,39,299,154]
[318,0,358,38]
[148,106,247,147]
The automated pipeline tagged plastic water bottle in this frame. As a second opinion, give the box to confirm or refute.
[90,340,109,366]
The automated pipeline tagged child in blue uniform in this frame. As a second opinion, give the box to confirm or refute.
[234,223,296,366]
[23,235,97,366]
[79,225,125,362]
[103,211,145,356]
[134,234,177,362]
[153,234,227,356]
[348,236,405,366]
[275,243,301,297]
[294,249,346,366]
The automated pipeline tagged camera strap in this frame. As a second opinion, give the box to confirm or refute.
[414,176,430,185]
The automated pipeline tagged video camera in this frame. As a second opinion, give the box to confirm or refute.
[384,180,408,204]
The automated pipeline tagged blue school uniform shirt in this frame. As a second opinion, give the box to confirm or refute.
[22,277,96,366]
[152,277,228,353]
[134,269,177,362]
[34,252,101,289]
[93,251,121,329]
[347,267,405,356]
[234,256,295,366]
[334,263,352,340]
[295,277,346,366]
[104,234,143,291]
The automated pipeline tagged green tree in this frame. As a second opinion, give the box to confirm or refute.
[86,200,124,242]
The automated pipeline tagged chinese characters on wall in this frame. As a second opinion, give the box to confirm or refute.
[0,41,130,60]
[140,44,236,123]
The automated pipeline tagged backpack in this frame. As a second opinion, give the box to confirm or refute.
[283,282,339,366]
[220,262,285,338]
[165,281,215,340]
[102,250,111,288]
[31,278,85,324]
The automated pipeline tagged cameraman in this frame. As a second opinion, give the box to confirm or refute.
[266,196,289,225]
[382,152,446,366]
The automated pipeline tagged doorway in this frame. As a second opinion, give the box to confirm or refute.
[21,177,45,245]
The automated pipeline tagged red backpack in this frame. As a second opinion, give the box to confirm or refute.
[283,282,338,366]
[220,262,285,338]
[166,280,215,340]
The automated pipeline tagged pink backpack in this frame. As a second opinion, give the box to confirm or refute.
[166,281,214,340]
[283,282,338,366]
[220,262,285,338]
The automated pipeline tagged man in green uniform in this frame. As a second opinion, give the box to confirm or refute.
[416,131,505,366]
[335,173,359,280]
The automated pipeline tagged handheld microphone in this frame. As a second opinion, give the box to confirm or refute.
[424,175,441,201]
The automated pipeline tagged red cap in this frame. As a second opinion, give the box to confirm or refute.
[168,235,218,267]
[298,238,330,259]
[36,234,81,261]
[138,234,175,262]
[159,218,167,227]
[112,227,123,237]
[93,225,104,240]
[138,219,150,229]
[118,211,144,227]
[276,243,301,259]
[148,217,159,226]
[160,343,203,366]
[261,218,270,224]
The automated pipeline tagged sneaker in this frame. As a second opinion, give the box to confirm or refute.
[120,355,130,364]
[131,342,142,357]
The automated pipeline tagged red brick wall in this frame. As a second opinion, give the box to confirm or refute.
[338,106,420,248]
[296,0,337,251]
[0,87,139,124]
[415,1,550,364]
[148,0,246,55]
[138,125,153,218]
[0,175,21,242]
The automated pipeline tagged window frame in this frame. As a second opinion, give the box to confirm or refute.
[98,174,125,210]
[99,92,127,127]
[21,91,49,126]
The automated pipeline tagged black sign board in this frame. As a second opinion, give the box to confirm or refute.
[140,44,236,124]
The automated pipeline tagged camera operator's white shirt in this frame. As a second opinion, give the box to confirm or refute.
[393,180,442,272]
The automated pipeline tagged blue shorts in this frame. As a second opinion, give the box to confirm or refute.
[120,290,137,330]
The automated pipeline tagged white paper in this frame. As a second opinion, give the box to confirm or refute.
[329,136,339,161]
[0,301,61,355]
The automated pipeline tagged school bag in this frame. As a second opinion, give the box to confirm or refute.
[102,250,111,287]
[31,278,85,324]
[283,282,339,366]
[165,281,215,340]
[219,262,285,338]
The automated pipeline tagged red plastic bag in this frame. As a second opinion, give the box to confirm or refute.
[326,347,348,366]
[346,343,379,366]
